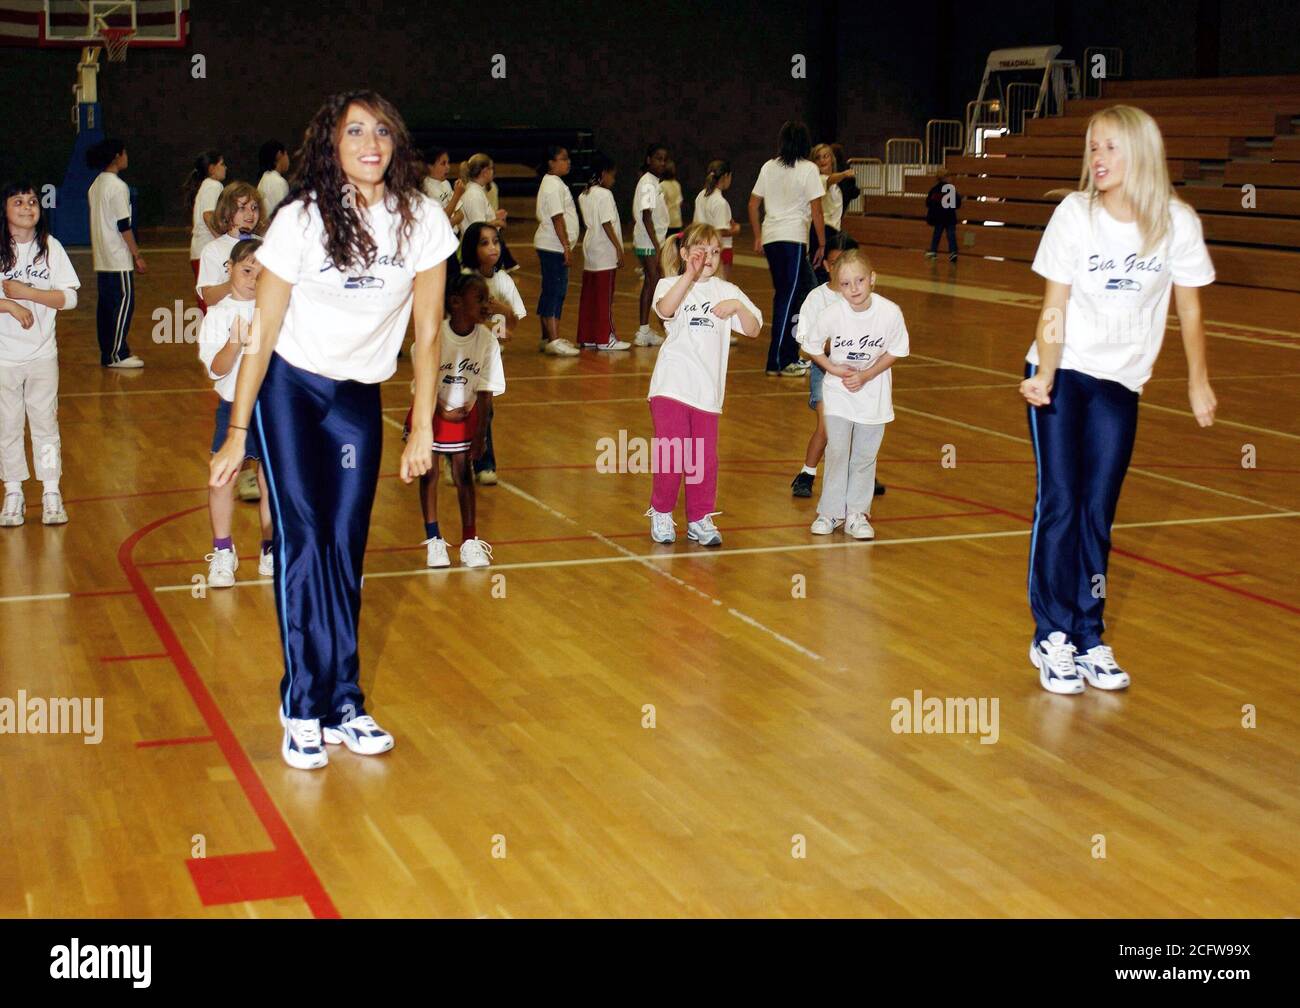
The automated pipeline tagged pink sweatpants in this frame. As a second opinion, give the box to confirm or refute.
[648,396,719,522]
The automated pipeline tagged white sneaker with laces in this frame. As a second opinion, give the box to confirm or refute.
[0,491,24,527]
[322,714,394,755]
[810,514,842,535]
[106,355,144,369]
[460,537,492,567]
[543,338,580,357]
[1075,644,1131,690]
[258,549,274,577]
[42,492,68,525]
[206,547,238,588]
[633,327,664,347]
[280,712,328,770]
[425,537,450,568]
[1030,631,1085,695]
[845,513,875,540]
[594,337,632,351]
[646,507,676,543]
[687,512,722,547]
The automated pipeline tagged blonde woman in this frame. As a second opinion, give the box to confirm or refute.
[1020,105,1216,695]
[810,142,853,283]
[458,153,518,272]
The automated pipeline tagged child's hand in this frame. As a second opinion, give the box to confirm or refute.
[2,279,34,300]
[2,299,34,329]
[831,363,856,380]
[453,178,467,198]
[1019,372,1054,407]
[752,237,763,254]
[842,369,867,392]
[711,299,740,320]
[494,209,508,225]
[399,434,433,484]
[685,245,707,277]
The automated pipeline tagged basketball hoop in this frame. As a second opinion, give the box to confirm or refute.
[98,24,135,62]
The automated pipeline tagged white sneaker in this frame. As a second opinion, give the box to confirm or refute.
[106,355,144,369]
[593,337,632,351]
[543,338,580,357]
[634,328,664,347]
[460,537,492,567]
[1030,631,1085,695]
[810,514,842,535]
[845,513,875,540]
[206,546,238,588]
[687,512,722,547]
[1075,644,1131,691]
[41,492,68,525]
[0,491,24,527]
[322,714,394,756]
[280,712,328,770]
[425,536,450,568]
[779,361,809,377]
[258,549,274,577]
[475,469,498,485]
[646,507,676,544]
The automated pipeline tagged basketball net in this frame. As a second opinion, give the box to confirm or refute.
[98,25,135,62]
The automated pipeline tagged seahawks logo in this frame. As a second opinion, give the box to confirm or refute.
[344,275,384,289]
[1104,278,1141,292]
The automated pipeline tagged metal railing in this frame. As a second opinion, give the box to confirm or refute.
[925,119,964,170]
[847,158,884,206]
[884,138,925,195]
[1082,47,1124,99]
[965,99,1004,153]
[1006,82,1041,134]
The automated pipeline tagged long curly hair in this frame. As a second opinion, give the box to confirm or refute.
[281,90,424,272]
[0,182,50,272]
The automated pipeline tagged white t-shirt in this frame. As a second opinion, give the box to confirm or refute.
[632,172,668,249]
[821,175,844,231]
[1028,191,1215,393]
[196,232,239,300]
[578,186,622,271]
[88,171,133,272]
[478,267,526,338]
[805,294,910,425]
[460,181,493,231]
[258,170,289,216]
[422,177,453,209]
[649,275,763,413]
[198,295,256,402]
[190,176,224,259]
[794,282,840,346]
[256,193,459,383]
[752,158,824,245]
[534,173,579,253]
[437,318,506,411]
[0,237,79,365]
[693,188,734,248]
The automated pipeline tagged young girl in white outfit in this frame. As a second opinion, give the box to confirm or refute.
[0,182,80,527]
[1020,105,1216,695]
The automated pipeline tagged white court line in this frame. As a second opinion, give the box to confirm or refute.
[140,509,1300,599]
[0,591,73,605]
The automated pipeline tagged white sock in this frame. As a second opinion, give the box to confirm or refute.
[4,481,20,496]
[637,323,650,334]
[43,481,60,496]
[801,465,817,477]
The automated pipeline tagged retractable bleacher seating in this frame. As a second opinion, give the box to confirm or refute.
[846,74,1300,293]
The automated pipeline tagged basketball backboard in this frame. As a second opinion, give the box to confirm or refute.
[0,1,188,48]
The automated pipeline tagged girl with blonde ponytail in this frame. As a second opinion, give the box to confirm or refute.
[1020,104,1217,695]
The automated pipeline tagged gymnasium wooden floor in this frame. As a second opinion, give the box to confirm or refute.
[2,203,1297,918]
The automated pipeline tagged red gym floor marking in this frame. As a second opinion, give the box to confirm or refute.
[119,505,338,919]
[136,735,216,749]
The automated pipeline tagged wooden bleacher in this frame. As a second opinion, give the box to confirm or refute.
[846,74,1300,293]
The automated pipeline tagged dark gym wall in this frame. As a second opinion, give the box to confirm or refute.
[0,0,1296,230]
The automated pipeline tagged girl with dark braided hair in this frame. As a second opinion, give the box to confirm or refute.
[210,90,458,770]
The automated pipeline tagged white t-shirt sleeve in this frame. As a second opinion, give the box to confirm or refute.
[751,161,771,200]
[800,162,824,204]
[497,271,526,319]
[722,282,762,335]
[480,330,506,395]
[48,239,81,296]
[634,177,658,215]
[1031,196,1081,285]
[109,179,132,224]
[597,188,617,227]
[413,195,460,273]
[794,288,822,344]
[198,179,220,222]
[806,310,833,357]
[885,303,911,359]
[537,176,562,219]
[1169,204,1216,287]
[196,240,228,295]
[255,202,310,284]
[197,305,235,379]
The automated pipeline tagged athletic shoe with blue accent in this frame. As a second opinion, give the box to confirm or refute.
[280,711,328,770]
[647,508,676,544]
[1074,644,1131,691]
[687,513,722,547]
[1030,631,1085,695]
[323,715,394,756]
[258,548,274,577]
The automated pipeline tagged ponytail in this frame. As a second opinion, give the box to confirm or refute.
[183,150,223,208]
[585,151,615,192]
[703,158,730,197]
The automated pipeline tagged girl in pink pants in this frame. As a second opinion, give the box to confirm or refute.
[644,223,762,548]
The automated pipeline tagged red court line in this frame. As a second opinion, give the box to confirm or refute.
[136,735,216,749]
[118,504,338,919]
[100,652,169,663]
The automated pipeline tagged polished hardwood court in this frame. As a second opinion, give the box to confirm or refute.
[1,207,1296,918]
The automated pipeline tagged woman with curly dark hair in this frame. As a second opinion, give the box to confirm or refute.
[210,90,458,771]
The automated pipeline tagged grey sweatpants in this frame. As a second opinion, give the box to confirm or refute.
[818,414,884,520]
